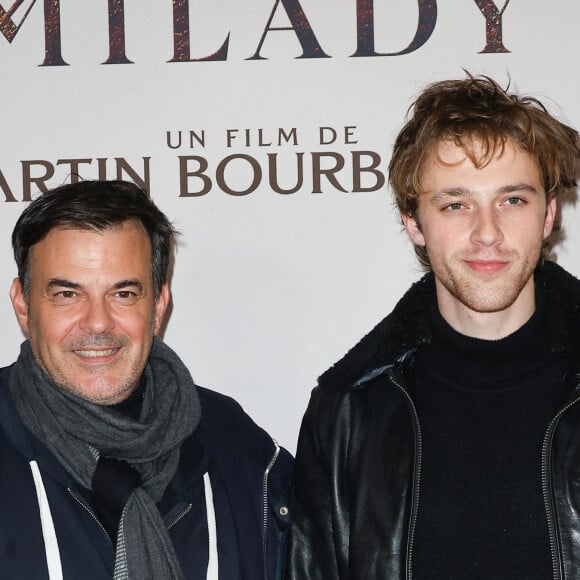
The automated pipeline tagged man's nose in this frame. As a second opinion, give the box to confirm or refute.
[470,207,504,247]
[78,298,115,334]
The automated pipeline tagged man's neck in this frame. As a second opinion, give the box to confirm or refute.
[435,278,536,340]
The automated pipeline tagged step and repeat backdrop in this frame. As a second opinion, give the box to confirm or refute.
[1,1,579,452]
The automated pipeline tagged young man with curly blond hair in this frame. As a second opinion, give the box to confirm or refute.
[286,76,580,580]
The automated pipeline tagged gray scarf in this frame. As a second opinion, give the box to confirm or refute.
[9,338,201,579]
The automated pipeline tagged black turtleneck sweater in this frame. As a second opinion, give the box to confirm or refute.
[412,292,568,580]
[89,379,146,544]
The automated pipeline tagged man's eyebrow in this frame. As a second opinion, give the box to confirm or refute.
[497,183,540,195]
[429,188,472,203]
[47,279,81,290]
[113,279,144,291]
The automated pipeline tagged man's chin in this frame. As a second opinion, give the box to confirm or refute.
[458,289,522,314]
[58,377,133,405]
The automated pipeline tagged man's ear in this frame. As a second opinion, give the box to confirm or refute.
[10,278,30,337]
[543,195,557,240]
[153,283,170,335]
[402,213,426,247]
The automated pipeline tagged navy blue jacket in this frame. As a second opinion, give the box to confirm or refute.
[0,366,293,579]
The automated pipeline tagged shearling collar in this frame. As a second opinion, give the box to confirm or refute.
[318,261,580,393]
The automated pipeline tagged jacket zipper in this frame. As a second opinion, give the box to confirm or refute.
[541,389,580,580]
[388,369,423,580]
[167,503,192,530]
[262,438,281,580]
[67,488,112,546]
[70,486,192,531]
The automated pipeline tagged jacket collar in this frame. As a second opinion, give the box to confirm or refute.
[318,261,580,392]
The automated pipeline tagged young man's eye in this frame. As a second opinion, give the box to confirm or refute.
[506,196,525,206]
[444,202,464,211]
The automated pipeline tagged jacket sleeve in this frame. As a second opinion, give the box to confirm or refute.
[285,387,347,580]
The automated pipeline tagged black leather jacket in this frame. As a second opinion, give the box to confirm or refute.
[286,261,580,580]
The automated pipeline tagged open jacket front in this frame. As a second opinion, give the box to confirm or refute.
[0,377,292,580]
[286,261,580,580]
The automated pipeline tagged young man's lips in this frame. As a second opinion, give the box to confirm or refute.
[465,260,509,274]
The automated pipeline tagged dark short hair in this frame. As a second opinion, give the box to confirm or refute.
[12,180,177,298]
[388,74,579,268]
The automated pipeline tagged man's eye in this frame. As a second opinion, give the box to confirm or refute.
[52,290,78,303]
[114,291,139,304]
[506,196,525,206]
[444,202,464,211]
[57,291,76,299]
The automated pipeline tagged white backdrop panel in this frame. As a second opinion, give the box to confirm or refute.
[0,0,578,452]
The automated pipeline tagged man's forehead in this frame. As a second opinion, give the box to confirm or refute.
[26,221,153,276]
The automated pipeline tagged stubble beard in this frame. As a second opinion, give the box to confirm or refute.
[29,328,146,405]
[432,249,541,315]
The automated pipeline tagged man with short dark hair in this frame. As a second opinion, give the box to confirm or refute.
[285,76,580,579]
[2,180,292,579]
